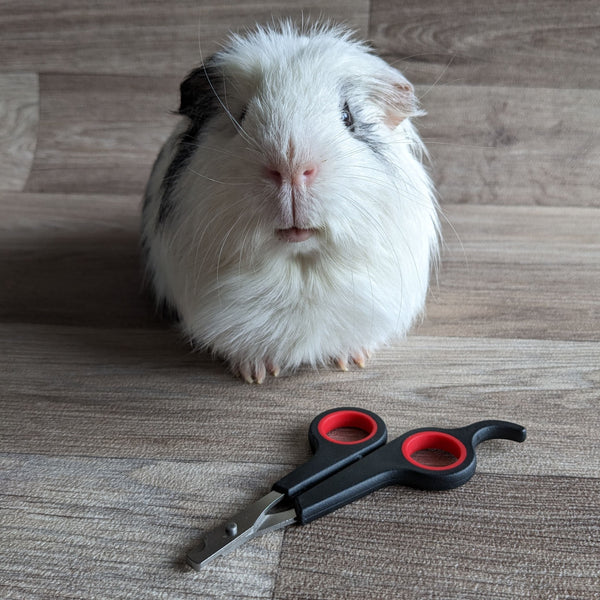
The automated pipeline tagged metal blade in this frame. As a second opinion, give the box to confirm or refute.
[186,490,297,570]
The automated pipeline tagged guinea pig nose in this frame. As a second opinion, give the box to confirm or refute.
[297,164,318,187]
[265,167,283,186]
[264,162,319,188]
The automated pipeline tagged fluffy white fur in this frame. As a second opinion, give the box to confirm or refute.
[142,22,440,382]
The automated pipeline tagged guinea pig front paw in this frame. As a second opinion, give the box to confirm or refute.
[235,359,280,384]
[334,349,372,372]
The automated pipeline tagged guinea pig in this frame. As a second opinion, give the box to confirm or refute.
[141,21,440,383]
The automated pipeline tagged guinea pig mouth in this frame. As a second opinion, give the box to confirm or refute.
[276,227,316,243]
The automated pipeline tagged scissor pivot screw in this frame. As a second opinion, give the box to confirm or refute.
[225,522,238,537]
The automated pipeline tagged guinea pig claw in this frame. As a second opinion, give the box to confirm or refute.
[255,362,267,384]
[334,350,371,372]
[266,361,280,378]
[238,362,255,384]
[237,360,278,383]
[352,353,366,369]
[335,357,349,372]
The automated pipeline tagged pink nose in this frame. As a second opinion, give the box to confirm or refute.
[265,163,319,188]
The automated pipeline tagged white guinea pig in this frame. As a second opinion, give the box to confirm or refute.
[141,21,440,383]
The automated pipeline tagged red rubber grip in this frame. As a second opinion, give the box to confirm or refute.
[317,410,378,445]
[401,431,468,471]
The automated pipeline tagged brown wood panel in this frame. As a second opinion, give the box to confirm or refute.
[2,324,598,478]
[0,0,369,76]
[421,205,600,341]
[0,74,38,191]
[0,1,202,76]
[275,474,600,599]
[370,0,600,89]
[417,85,600,207]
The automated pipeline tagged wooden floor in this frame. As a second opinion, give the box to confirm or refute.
[1,1,599,598]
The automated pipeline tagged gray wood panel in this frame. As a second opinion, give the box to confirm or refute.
[421,204,600,340]
[25,74,179,194]
[0,74,38,191]
[0,192,150,327]
[24,76,600,208]
[0,0,369,76]
[275,474,600,599]
[0,453,285,599]
[4,194,597,339]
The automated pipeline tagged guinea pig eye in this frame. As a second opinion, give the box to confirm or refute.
[341,103,354,129]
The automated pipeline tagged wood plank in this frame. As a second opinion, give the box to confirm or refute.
[416,85,600,207]
[193,1,370,56]
[25,74,179,194]
[370,0,600,88]
[1,325,598,479]
[0,1,369,76]
[0,453,285,598]
[0,74,38,191]
[275,473,600,599]
[420,204,600,341]
[0,193,152,327]
[0,0,203,76]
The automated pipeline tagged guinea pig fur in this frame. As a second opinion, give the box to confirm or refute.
[141,21,440,383]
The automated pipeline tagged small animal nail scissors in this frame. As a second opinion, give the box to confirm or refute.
[186,407,526,569]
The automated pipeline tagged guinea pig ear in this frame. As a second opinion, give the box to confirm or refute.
[178,61,220,122]
[375,67,423,129]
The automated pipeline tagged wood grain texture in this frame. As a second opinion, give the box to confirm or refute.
[2,325,598,478]
[194,0,370,56]
[275,474,600,600]
[0,453,285,599]
[0,74,38,191]
[417,85,600,207]
[24,80,600,203]
[421,204,600,340]
[0,192,152,327]
[370,0,600,88]
[25,74,179,194]
[1,1,599,598]
[0,0,368,76]
[3,194,597,338]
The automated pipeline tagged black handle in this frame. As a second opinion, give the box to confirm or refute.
[272,407,387,498]
[294,420,526,524]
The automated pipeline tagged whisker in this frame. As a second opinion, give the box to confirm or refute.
[418,55,456,100]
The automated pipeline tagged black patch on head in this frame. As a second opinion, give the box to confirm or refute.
[178,63,221,121]
[350,120,383,157]
[157,61,221,225]
[343,100,385,160]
